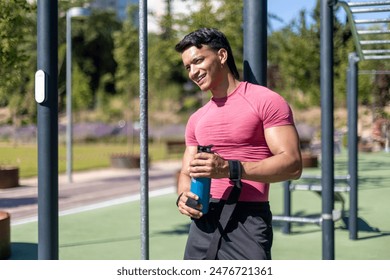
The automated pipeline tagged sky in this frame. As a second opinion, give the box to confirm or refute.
[268,0,318,30]
[268,0,385,30]
[148,0,319,33]
[148,0,383,33]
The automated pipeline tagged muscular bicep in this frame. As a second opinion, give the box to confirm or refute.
[265,125,301,157]
[239,124,303,182]
[265,125,302,179]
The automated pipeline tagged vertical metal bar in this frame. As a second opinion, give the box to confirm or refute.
[282,181,292,234]
[320,0,335,260]
[37,0,59,259]
[243,0,267,85]
[66,11,73,183]
[139,0,149,260]
[347,52,359,240]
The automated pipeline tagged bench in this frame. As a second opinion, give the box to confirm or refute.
[0,211,11,259]
[165,140,186,156]
[273,174,350,231]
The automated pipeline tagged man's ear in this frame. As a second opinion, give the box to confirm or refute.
[217,48,228,65]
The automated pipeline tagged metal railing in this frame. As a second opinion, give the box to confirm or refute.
[337,1,390,60]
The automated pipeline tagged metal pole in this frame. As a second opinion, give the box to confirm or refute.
[320,0,335,260]
[243,0,267,85]
[282,180,292,234]
[347,52,359,240]
[139,0,149,260]
[37,0,59,260]
[66,7,90,183]
[66,11,73,183]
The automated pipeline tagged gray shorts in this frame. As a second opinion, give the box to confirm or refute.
[184,200,273,260]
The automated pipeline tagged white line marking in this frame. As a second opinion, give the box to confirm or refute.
[11,186,175,226]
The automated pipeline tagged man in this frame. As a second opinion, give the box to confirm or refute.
[175,27,302,260]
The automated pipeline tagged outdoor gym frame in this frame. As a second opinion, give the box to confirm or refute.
[35,0,388,260]
[240,0,339,260]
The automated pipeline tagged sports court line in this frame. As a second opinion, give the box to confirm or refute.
[11,186,176,226]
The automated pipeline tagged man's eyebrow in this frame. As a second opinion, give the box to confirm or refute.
[184,55,203,69]
[190,55,204,63]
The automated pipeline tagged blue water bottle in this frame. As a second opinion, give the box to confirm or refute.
[190,145,213,214]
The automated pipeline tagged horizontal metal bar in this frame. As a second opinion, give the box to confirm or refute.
[363,54,390,59]
[361,39,390,44]
[355,18,390,24]
[348,1,390,7]
[272,215,322,225]
[359,70,390,75]
[358,29,390,35]
[359,70,390,74]
[351,7,390,13]
[290,184,351,192]
[363,49,390,54]
[299,174,350,180]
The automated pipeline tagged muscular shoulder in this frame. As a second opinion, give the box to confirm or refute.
[241,82,286,104]
[239,82,294,128]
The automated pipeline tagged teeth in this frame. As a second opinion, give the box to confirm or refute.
[197,74,205,82]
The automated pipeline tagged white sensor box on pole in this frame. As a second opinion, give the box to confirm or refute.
[35,70,46,103]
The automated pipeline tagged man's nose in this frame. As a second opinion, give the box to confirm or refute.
[189,65,199,79]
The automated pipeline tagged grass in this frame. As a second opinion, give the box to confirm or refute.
[9,149,390,260]
[0,141,179,178]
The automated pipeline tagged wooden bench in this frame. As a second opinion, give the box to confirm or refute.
[165,140,186,156]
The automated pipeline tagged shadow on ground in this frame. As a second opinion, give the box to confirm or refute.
[0,197,37,208]
[271,213,390,239]
[8,243,38,260]
[341,216,390,240]
[156,223,190,235]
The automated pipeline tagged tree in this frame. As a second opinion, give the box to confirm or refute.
[113,5,140,100]
[0,0,36,124]
[57,7,121,112]
[72,63,93,115]
[268,10,321,108]
[268,0,355,108]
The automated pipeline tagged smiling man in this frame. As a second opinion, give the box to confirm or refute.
[174,28,302,260]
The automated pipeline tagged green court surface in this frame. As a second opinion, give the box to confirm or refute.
[10,151,390,260]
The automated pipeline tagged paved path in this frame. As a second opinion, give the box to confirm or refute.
[0,160,181,225]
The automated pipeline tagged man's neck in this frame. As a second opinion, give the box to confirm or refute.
[210,75,240,99]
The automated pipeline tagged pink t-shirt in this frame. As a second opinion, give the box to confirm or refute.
[185,82,294,202]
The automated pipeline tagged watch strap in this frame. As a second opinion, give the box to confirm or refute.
[228,160,241,181]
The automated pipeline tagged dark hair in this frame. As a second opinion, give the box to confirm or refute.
[175,28,240,80]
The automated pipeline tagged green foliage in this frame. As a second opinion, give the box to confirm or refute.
[1,0,388,126]
[268,1,355,108]
[58,9,121,112]
[0,0,36,123]
[72,63,93,112]
[113,5,139,99]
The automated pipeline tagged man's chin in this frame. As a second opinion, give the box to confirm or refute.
[198,84,210,92]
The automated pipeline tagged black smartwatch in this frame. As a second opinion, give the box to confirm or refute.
[228,160,242,181]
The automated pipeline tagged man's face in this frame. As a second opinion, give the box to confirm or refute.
[181,45,225,92]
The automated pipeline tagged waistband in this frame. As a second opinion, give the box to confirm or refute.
[209,198,270,211]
